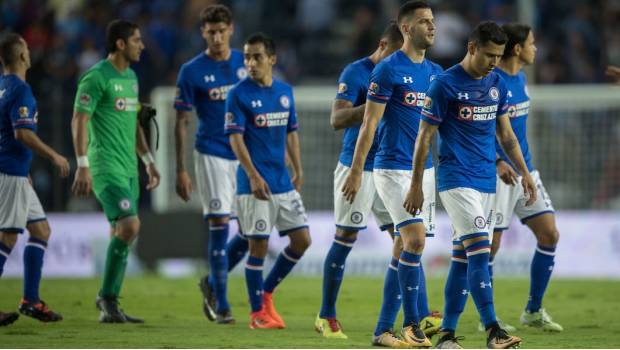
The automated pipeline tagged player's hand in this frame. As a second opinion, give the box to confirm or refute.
[175,170,193,201]
[403,183,424,216]
[291,171,303,192]
[250,174,271,200]
[522,173,537,206]
[341,171,362,204]
[497,159,518,186]
[146,163,161,190]
[52,153,70,178]
[72,167,92,197]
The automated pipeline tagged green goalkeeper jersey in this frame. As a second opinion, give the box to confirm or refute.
[74,59,139,177]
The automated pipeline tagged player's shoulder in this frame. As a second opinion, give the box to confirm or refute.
[272,78,292,92]
[228,78,252,97]
[230,48,244,61]
[425,59,444,74]
[79,60,107,83]
[0,75,30,100]
[180,52,207,71]
[347,57,374,74]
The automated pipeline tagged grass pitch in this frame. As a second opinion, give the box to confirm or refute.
[1,276,618,348]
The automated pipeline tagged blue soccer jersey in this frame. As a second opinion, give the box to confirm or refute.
[336,57,378,171]
[421,64,509,193]
[494,68,533,172]
[0,75,38,177]
[174,49,247,159]
[366,50,442,171]
[224,78,298,195]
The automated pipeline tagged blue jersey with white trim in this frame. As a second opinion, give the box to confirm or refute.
[493,68,533,172]
[0,75,38,177]
[224,78,297,195]
[335,57,377,171]
[366,50,442,171]
[421,64,509,193]
[174,50,247,159]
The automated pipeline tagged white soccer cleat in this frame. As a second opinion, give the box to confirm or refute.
[520,308,563,332]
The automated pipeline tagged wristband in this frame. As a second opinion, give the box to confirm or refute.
[141,152,155,166]
[77,156,89,168]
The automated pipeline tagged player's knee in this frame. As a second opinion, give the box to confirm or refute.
[28,221,51,241]
[392,236,403,258]
[402,237,425,254]
[115,216,140,242]
[209,216,230,226]
[249,238,268,258]
[0,232,18,248]
[335,228,358,242]
[536,227,559,246]
[289,231,311,254]
[490,232,502,257]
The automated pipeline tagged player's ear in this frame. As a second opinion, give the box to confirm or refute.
[513,43,522,57]
[229,22,234,35]
[115,38,126,51]
[378,38,388,51]
[269,54,277,66]
[467,41,476,56]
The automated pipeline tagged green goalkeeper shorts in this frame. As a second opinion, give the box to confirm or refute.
[92,174,139,224]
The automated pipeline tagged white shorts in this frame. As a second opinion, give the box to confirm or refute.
[333,162,393,231]
[494,169,555,231]
[373,167,436,236]
[236,190,308,238]
[194,151,239,218]
[0,172,46,233]
[439,187,495,242]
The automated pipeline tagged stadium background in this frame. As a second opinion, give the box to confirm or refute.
[2,0,620,348]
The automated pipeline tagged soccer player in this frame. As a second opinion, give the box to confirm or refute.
[314,21,402,342]
[0,32,69,326]
[341,1,442,347]
[71,19,160,323]
[225,33,311,330]
[407,21,535,348]
[488,23,562,332]
[174,4,249,324]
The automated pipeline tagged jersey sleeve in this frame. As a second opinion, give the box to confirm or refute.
[173,64,194,111]
[496,77,510,117]
[224,88,245,134]
[10,85,37,131]
[287,91,298,133]
[74,70,105,116]
[421,79,447,125]
[335,64,361,103]
[366,62,393,104]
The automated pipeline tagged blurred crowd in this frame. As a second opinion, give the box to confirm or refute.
[1,0,619,211]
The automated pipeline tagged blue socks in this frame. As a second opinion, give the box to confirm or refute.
[319,235,356,318]
[526,244,556,312]
[398,251,421,327]
[465,239,496,328]
[0,241,12,277]
[264,247,302,293]
[417,262,430,319]
[226,232,249,271]
[23,237,47,303]
[245,255,264,312]
[488,254,495,285]
[374,257,402,336]
[207,223,230,312]
[441,243,469,332]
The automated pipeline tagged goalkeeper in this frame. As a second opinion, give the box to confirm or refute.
[70,19,160,323]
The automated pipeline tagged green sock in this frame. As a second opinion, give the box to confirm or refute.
[99,236,129,298]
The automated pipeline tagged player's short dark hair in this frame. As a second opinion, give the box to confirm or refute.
[0,32,24,67]
[245,32,276,56]
[200,4,233,26]
[397,1,431,24]
[106,19,139,53]
[469,21,508,47]
[501,23,532,59]
[381,20,404,46]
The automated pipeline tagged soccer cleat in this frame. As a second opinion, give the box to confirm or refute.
[118,308,144,323]
[262,292,285,328]
[96,296,126,323]
[478,318,517,332]
[434,332,464,349]
[198,275,216,321]
[371,330,411,348]
[249,309,282,329]
[486,325,522,349]
[420,311,443,337]
[400,323,433,348]
[215,310,235,324]
[0,311,19,326]
[314,314,348,339]
[519,308,563,332]
[19,299,62,322]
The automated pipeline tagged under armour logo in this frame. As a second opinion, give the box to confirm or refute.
[397,295,402,300]
[507,90,513,98]
[204,74,216,83]
[403,76,413,83]
[212,249,226,256]
[0,89,5,98]
[457,92,469,100]
[251,100,262,108]
[255,290,263,296]
[480,281,492,289]
[407,286,414,291]
[114,84,123,92]
[462,289,468,295]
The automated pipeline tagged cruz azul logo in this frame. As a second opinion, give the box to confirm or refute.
[208,84,234,101]
[403,91,426,107]
[457,104,498,121]
[507,100,530,118]
[254,112,289,128]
